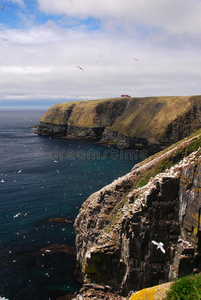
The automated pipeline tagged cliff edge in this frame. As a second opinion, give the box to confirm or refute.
[36,96,201,149]
[36,96,201,299]
[73,130,201,299]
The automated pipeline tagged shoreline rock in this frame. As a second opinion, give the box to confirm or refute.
[38,217,74,224]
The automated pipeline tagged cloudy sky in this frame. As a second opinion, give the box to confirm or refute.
[0,0,201,109]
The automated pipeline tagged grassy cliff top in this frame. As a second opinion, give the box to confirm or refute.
[108,96,191,138]
[39,95,201,143]
[40,96,192,125]
[40,98,122,125]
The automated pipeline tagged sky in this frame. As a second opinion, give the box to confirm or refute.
[0,0,201,109]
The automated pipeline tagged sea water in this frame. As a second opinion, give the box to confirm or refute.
[0,110,146,300]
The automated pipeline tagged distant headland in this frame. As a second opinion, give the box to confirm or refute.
[35,95,201,151]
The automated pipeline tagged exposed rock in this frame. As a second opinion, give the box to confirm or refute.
[39,217,74,224]
[40,244,76,256]
[72,283,126,300]
[36,96,201,149]
[129,282,172,300]
[74,131,201,298]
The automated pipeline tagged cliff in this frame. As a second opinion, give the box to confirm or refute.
[36,96,201,149]
[73,130,201,299]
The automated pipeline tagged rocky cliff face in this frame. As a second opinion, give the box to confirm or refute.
[73,132,201,298]
[36,96,201,149]
[36,99,128,140]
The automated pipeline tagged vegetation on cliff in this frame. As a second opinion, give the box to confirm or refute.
[36,96,201,149]
[129,273,201,300]
[166,273,201,300]
[133,129,201,188]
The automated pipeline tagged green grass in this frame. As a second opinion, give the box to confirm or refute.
[135,134,201,188]
[40,96,195,139]
[166,273,201,300]
[137,128,201,167]
[109,96,192,138]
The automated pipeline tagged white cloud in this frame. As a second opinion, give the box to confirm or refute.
[37,0,201,36]
[1,1,201,106]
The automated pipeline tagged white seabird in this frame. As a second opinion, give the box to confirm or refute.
[152,240,166,253]
[13,213,22,218]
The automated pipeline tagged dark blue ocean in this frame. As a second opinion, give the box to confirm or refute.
[0,110,146,300]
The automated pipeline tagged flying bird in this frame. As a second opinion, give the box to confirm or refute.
[77,66,84,72]
[152,240,166,253]
[133,58,138,61]
[13,213,22,219]
[0,5,4,10]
